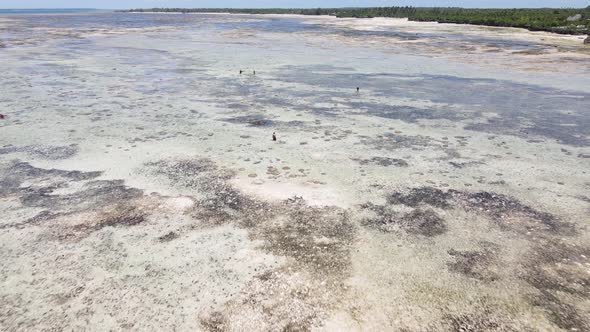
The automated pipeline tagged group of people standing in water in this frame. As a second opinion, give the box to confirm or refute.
[236,70,360,142]
[239,70,255,75]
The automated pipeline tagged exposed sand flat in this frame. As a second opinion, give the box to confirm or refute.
[308,16,586,43]
[0,12,589,331]
[293,15,590,75]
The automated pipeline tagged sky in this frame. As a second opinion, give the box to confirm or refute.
[0,0,588,9]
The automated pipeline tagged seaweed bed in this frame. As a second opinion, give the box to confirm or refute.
[381,186,575,235]
[221,115,275,127]
[447,244,499,282]
[361,185,589,331]
[0,144,79,160]
[1,158,589,331]
[351,156,409,167]
[0,157,357,330]
[143,158,357,330]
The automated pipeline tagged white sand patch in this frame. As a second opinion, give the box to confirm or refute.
[232,177,347,208]
[304,16,585,45]
[163,196,195,211]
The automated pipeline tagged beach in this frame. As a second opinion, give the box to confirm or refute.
[1,12,589,331]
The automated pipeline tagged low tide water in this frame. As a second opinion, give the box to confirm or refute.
[0,12,589,331]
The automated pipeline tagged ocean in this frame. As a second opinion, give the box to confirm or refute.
[0,8,107,15]
[0,11,589,331]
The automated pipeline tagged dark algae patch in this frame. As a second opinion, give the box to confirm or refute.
[59,205,147,241]
[222,114,275,127]
[523,240,590,331]
[359,132,434,151]
[361,202,447,237]
[0,144,79,160]
[365,185,589,330]
[401,209,447,237]
[2,156,356,331]
[2,158,588,330]
[20,180,143,212]
[441,304,515,332]
[94,205,146,228]
[0,161,102,198]
[200,311,227,332]
[447,244,499,281]
[145,158,220,186]
[1,158,587,331]
[157,231,179,242]
[456,191,575,235]
[382,186,574,236]
[144,157,356,330]
[199,198,354,330]
[351,156,409,167]
[258,198,354,277]
[0,160,148,240]
[387,187,452,209]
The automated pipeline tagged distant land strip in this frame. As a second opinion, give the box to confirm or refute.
[119,7,590,35]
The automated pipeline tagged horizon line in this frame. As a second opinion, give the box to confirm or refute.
[1,6,589,10]
[0,6,590,10]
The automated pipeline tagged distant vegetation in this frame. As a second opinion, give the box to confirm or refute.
[121,6,590,35]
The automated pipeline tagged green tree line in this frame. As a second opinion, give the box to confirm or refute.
[120,6,590,35]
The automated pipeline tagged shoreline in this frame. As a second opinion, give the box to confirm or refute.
[125,11,590,40]
[121,10,590,37]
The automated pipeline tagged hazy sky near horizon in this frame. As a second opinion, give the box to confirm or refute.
[1,0,588,9]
